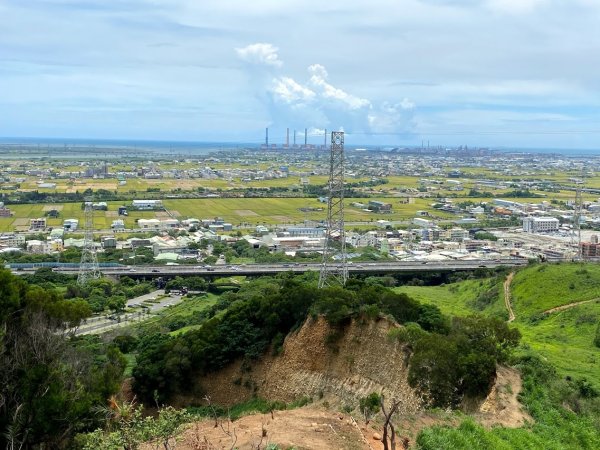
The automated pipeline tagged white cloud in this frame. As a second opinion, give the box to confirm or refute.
[271,76,315,103]
[308,64,371,110]
[235,43,283,67]
[235,44,416,135]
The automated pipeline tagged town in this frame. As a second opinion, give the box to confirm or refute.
[2,146,600,268]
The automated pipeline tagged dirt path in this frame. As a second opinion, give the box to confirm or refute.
[543,298,600,315]
[504,272,515,323]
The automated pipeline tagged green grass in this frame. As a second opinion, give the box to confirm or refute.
[511,263,600,317]
[515,302,600,384]
[395,277,507,319]
[396,262,600,388]
[122,353,137,377]
[134,293,218,333]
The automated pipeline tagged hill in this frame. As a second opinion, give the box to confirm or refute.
[397,263,600,388]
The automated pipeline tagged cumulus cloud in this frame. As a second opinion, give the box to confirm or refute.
[236,43,416,136]
[235,43,283,67]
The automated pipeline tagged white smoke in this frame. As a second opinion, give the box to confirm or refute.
[236,43,416,136]
[235,43,283,67]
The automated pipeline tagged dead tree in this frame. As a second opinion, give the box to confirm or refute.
[203,395,237,450]
[380,395,402,450]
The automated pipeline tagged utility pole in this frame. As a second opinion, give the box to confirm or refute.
[319,131,348,288]
[77,198,101,285]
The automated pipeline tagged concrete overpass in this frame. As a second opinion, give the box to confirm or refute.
[39,258,528,278]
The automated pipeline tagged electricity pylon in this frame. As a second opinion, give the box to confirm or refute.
[319,131,348,288]
[77,199,101,285]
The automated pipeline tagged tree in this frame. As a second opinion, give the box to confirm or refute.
[359,392,381,424]
[0,269,125,449]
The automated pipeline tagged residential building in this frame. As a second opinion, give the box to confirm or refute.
[287,227,324,238]
[111,219,125,231]
[445,228,469,242]
[101,236,117,249]
[138,219,161,230]
[580,238,600,258]
[0,233,25,248]
[63,218,79,231]
[368,200,392,212]
[29,218,47,231]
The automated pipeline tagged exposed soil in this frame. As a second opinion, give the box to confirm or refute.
[145,408,373,450]
[476,365,533,428]
[147,365,530,449]
[176,317,422,416]
[157,315,532,449]
[543,298,600,315]
[504,272,516,322]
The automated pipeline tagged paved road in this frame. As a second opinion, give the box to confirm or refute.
[46,258,528,279]
[73,289,184,335]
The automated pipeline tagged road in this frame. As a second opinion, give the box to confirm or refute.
[45,258,528,278]
[72,289,184,335]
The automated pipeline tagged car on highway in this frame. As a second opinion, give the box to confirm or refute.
[151,268,160,273]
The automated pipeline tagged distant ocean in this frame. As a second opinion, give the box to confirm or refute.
[0,137,599,157]
[0,137,256,156]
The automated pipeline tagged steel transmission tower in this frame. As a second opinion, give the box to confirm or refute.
[77,200,101,285]
[319,131,348,288]
[573,183,583,260]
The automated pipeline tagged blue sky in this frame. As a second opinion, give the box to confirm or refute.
[1,0,600,148]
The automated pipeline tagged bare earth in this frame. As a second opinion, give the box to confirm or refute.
[148,366,531,449]
[504,272,516,322]
[234,210,259,217]
[155,408,372,450]
[42,204,64,211]
[543,298,600,315]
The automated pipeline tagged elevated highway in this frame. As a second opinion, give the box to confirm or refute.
[26,258,529,278]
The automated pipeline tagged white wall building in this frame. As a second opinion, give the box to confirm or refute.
[63,218,79,231]
[522,216,560,233]
[132,199,163,210]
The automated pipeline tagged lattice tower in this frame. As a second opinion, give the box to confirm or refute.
[77,200,101,285]
[319,131,348,288]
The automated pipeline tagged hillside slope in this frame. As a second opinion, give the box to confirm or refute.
[396,263,600,387]
[183,316,423,416]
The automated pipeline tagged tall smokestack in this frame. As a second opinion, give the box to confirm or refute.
[266,128,269,146]
[293,129,296,145]
[324,129,327,148]
[286,128,289,147]
[304,128,307,146]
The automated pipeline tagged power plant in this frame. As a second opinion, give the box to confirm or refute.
[260,127,329,150]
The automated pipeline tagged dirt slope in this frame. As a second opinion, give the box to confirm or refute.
[179,316,422,416]
[149,366,531,450]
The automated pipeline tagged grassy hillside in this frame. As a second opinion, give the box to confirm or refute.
[397,263,600,388]
[396,276,507,319]
[511,263,600,316]
[401,263,600,449]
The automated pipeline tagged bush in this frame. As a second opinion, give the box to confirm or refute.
[359,392,381,422]
[595,322,600,348]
